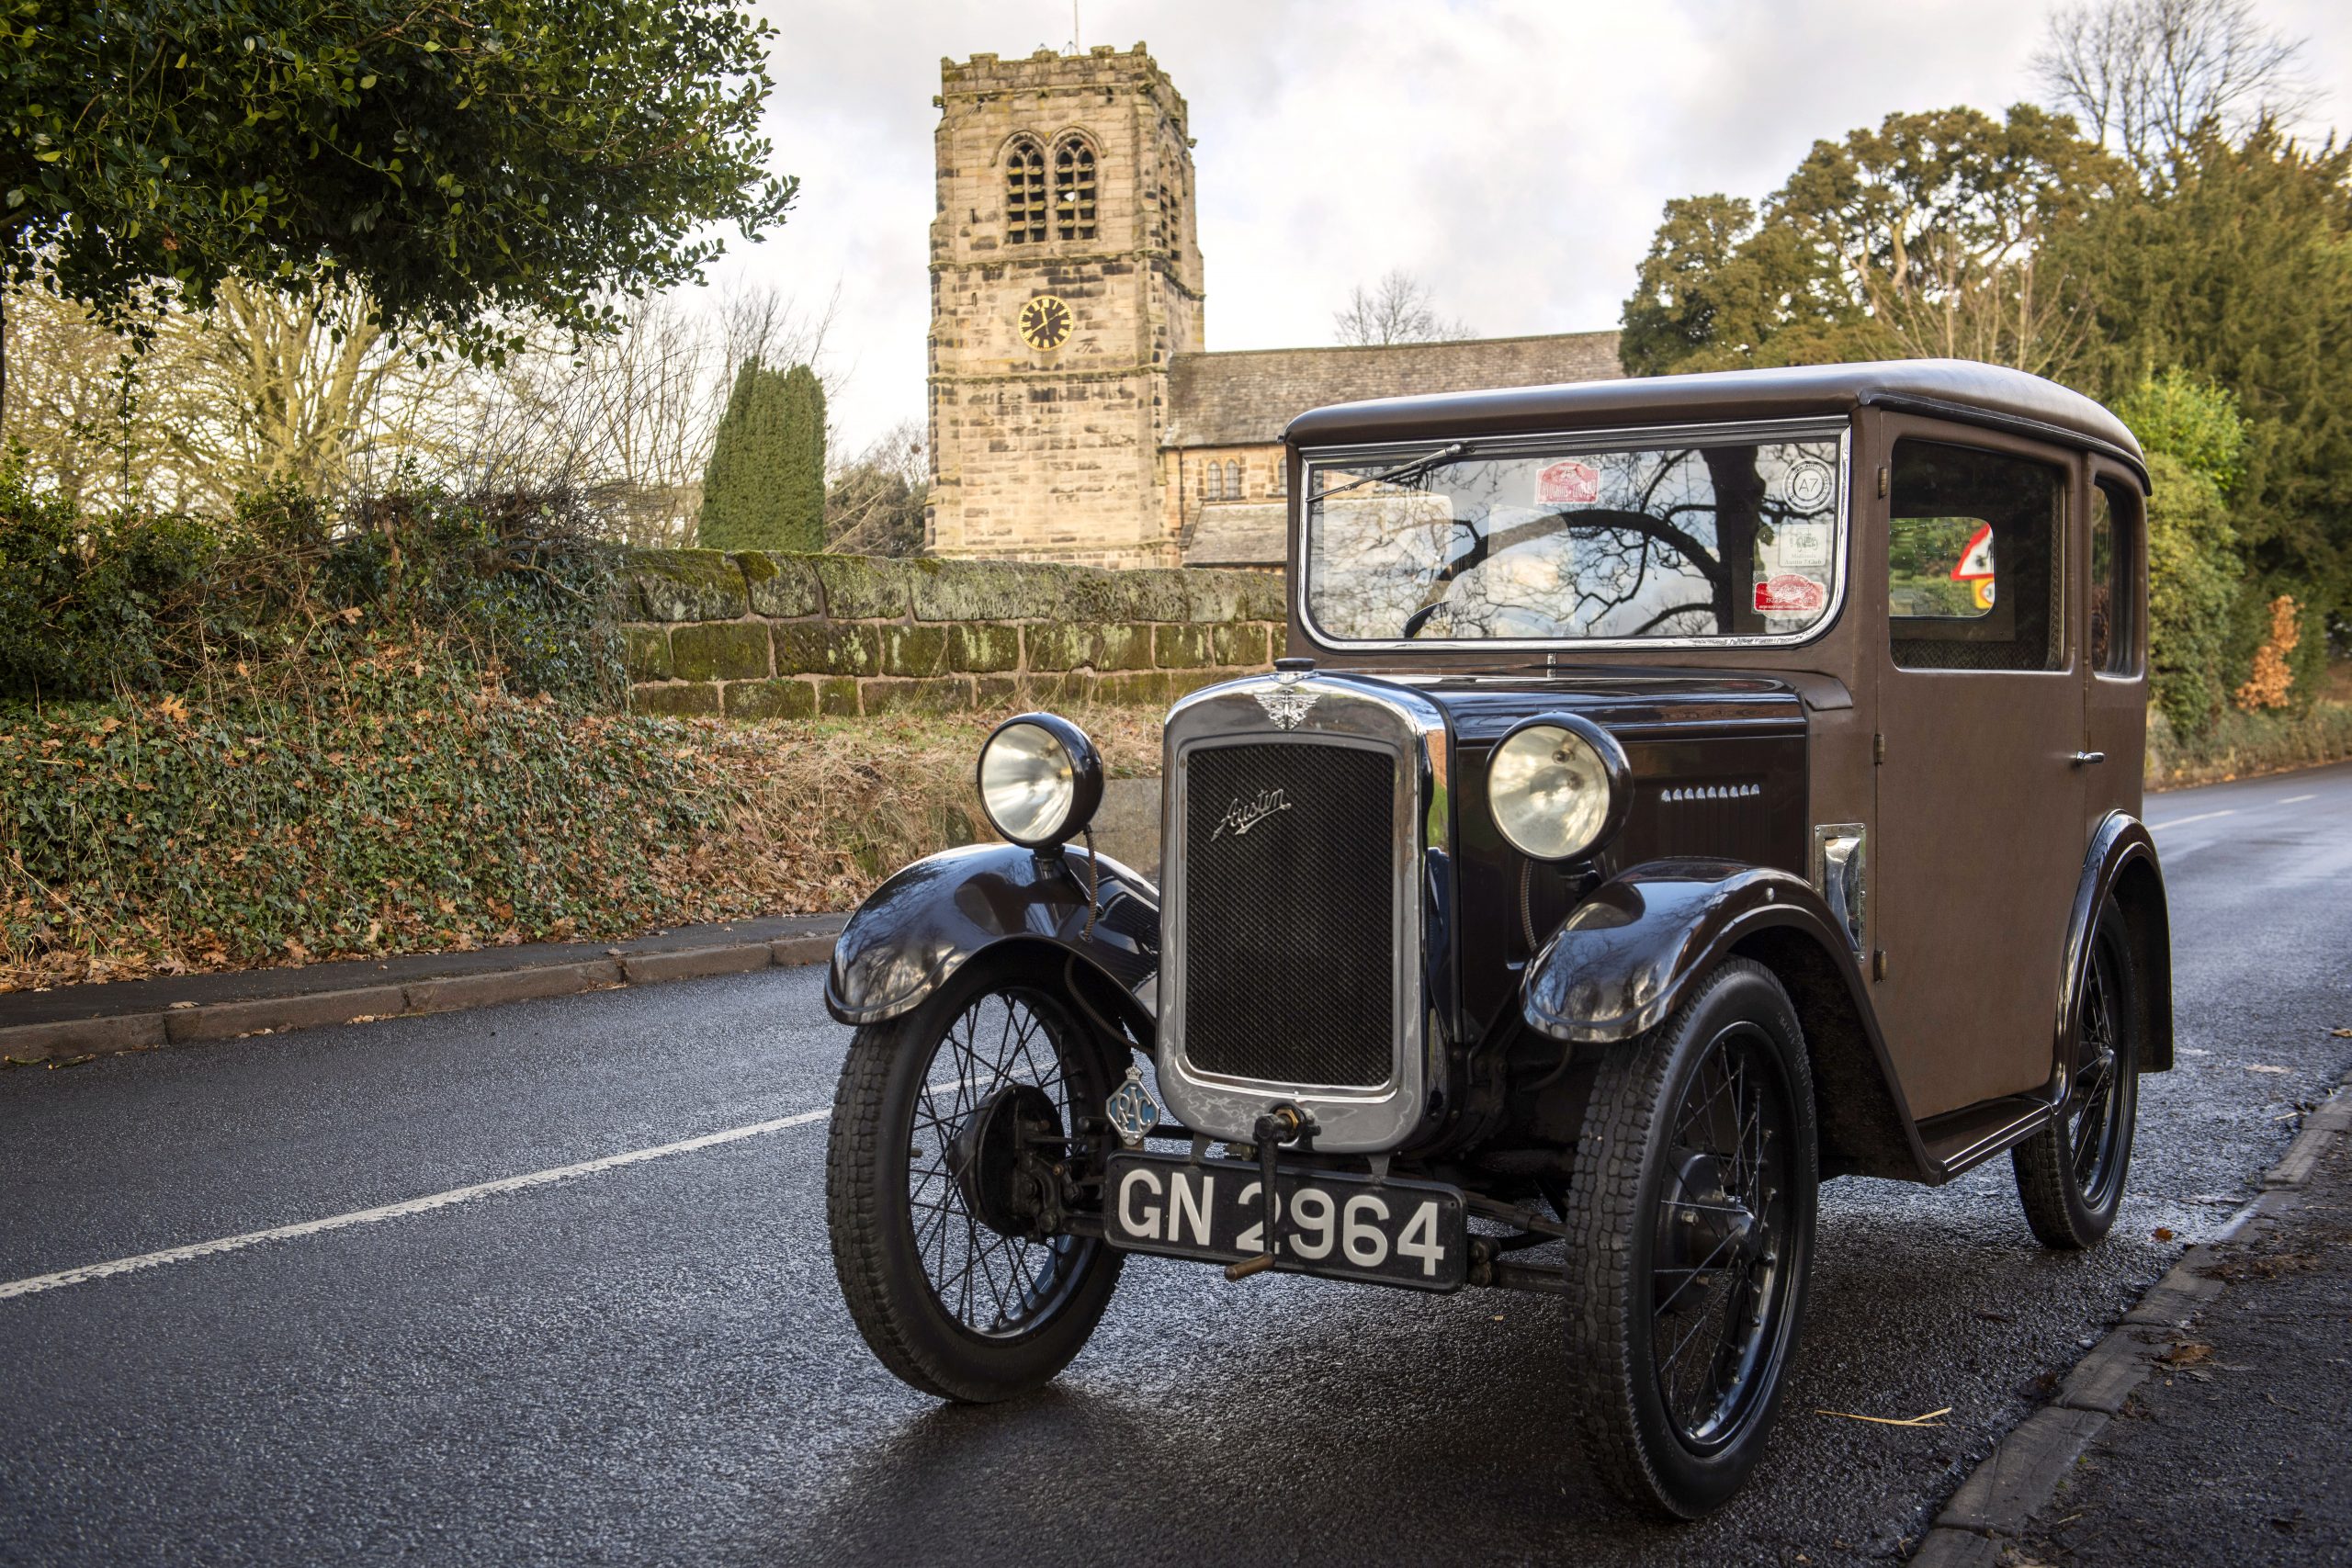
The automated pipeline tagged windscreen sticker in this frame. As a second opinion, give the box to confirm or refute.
[1536,459,1601,506]
[1754,571,1828,615]
[1773,521,1832,570]
[1787,458,1835,509]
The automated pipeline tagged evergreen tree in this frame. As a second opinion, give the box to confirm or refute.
[775,365,828,553]
[2067,125,2352,624]
[696,359,826,552]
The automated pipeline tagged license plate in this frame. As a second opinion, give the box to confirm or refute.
[1102,1153,1468,1292]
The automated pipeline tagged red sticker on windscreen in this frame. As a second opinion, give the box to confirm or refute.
[1754,572,1827,614]
[1537,459,1600,505]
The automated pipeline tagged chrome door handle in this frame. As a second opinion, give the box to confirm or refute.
[2070,750,2107,766]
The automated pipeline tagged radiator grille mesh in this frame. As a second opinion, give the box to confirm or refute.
[1179,742,1396,1088]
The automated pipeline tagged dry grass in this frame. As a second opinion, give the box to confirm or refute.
[648,704,1164,918]
[0,701,1167,995]
[2146,692,2352,790]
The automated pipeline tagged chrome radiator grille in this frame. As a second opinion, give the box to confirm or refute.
[1177,741,1396,1089]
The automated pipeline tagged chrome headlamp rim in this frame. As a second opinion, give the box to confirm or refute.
[975,711,1104,850]
[1487,712,1631,863]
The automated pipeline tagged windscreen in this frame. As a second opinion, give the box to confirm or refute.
[1304,434,1846,644]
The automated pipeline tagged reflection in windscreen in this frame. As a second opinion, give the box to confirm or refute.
[1306,438,1844,643]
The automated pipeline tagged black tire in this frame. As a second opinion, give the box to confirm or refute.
[2013,895,2140,1249]
[825,958,1125,1402]
[1563,958,1820,1519]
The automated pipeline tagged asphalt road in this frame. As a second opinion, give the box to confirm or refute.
[4,761,2347,1567]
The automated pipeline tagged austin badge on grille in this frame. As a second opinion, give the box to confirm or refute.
[1254,683,1319,730]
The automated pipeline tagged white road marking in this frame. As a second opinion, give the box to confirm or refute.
[2280,794,2316,805]
[0,1106,830,1303]
[2148,808,2236,829]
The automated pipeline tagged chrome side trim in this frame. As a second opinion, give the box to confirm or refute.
[1295,418,1853,655]
[1812,822,1867,957]
[1158,672,1449,1155]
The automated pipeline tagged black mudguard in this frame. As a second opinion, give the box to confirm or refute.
[1521,860,1859,1043]
[2064,812,2173,1073]
[1521,858,1935,1183]
[823,842,1159,1033]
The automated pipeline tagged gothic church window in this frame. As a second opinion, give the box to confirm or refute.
[1226,460,1242,498]
[1203,461,1222,502]
[1055,137,1098,240]
[1005,140,1046,243]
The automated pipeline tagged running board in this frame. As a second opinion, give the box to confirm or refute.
[1917,1095,2058,1179]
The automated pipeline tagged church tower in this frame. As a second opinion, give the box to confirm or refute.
[926,45,1205,568]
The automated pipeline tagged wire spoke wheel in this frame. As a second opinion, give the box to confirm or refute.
[1565,958,1818,1519]
[906,987,1091,1338]
[827,964,1125,1403]
[2064,937,2127,1204]
[2014,894,2141,1249]
[1646,1021,1795,1450]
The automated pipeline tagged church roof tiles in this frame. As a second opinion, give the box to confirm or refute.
[1162,331,1623,450]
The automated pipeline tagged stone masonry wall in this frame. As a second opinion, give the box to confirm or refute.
[622,549,1285,718]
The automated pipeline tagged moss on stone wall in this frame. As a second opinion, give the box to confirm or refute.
[622,549,1284,717]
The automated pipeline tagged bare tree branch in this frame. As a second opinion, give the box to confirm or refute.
[2034,0,2323,170]
[1333,268,1473,346]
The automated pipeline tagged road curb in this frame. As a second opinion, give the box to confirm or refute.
[0,921,845,1069]
[1911,1066,2352,1564]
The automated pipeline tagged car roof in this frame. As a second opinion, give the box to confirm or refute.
[1283,357,2148,487]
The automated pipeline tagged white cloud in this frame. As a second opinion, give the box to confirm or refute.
[717,0,2346,456]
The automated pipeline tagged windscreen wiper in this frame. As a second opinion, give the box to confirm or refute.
[1310,442,1472,502]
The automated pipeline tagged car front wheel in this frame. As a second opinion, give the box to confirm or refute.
[1562,958,1820,1519]
[825,959,1125,1402]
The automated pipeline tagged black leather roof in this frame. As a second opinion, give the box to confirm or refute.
[1283,357,2146,483]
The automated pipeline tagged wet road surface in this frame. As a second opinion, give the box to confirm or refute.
[3,762,2347,1565]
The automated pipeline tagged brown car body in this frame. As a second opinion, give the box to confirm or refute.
[820,358,2172,1516]
[1251,358,2173,1186]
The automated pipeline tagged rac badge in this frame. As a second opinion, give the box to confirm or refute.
[1254,683,1319,730]
[1105,1066,1161,1149]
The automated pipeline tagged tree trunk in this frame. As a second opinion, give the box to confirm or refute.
[1702,446,1769,635]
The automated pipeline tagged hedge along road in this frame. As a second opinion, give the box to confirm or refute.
[2,762,2347,1567]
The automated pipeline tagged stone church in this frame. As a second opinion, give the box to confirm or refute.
[924,44,1623,570]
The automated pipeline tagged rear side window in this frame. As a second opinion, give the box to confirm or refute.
[2090,479,2141,676]
[1887,441,2065,672]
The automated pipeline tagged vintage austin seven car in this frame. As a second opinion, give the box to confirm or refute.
[820,360,2170,1517]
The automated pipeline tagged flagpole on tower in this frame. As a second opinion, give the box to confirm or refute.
[1072,2,1081,51]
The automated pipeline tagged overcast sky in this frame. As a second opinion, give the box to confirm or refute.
[722,0,2346,457]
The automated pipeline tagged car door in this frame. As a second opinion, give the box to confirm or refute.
[1872,426,2086,1121]
[2084,463,2148,829]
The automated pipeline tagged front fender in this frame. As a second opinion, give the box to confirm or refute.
[824,842,1160,1028]
[1523,858,1935,1183]
[1522,860,1853,1044]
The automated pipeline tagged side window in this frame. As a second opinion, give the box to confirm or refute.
[1887,440,2065,672]
[2090,479,2141,676]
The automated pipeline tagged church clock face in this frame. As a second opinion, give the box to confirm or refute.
[1017,294,1073,351]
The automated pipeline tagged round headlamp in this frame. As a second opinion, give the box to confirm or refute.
[977,713,1103,850]
[1487,714,1630,863]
